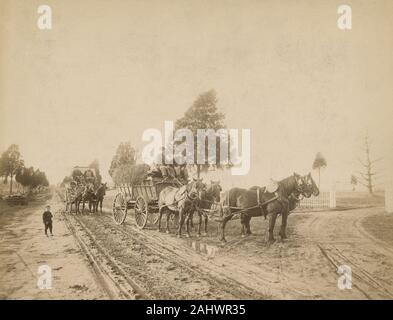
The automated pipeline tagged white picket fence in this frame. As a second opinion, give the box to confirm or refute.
[298,191,336,209]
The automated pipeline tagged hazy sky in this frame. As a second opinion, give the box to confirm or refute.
[1,0,392,189]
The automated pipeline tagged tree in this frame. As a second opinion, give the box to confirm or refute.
[15,167,31,192]
[357,133,381,194]
[0,144,24,194]
[109,142,137,178]
[15,166,49,192]
[89,159,102,183]
[175,89,226,178]
[312,152,327,188]
[350,174,358,191]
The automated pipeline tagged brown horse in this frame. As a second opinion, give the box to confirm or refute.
[194,181,222,237]
[90,183,107,213]
[65,184,84,214]
[65,186,74,213]
[80,183,96,214]
[302,173,320,198]
[255,173,319,214]
[219,173,310,243]
[158,178,204,237]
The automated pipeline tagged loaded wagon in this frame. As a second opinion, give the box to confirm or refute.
[64,166,97,212]
[112,178,180,229]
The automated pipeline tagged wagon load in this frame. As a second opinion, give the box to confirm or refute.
[64,166,97,212]
[112,164,183,228]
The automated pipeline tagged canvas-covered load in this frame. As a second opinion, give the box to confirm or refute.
[133,177,180,203]
[70,166,96,185]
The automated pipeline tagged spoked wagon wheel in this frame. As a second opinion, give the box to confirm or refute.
[113,192,127,225]
[134,196,148,229]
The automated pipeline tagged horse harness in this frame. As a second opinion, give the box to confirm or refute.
[255,187,279,219]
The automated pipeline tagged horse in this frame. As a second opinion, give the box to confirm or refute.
[157,178,205,237]
[90,183,107,213]
[80,183,96,214]
[282,173,320,214]
[194,180,222,237]
[65,184,84,214]
[219,173,310,243]
[302,172,320,198]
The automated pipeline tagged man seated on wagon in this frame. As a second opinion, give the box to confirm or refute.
[180,164,189,183]
[159,164,171,179]
[174,163,181,178]
[147,164,162,178]
[172,163,188,185]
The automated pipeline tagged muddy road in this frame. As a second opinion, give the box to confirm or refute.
[2,193,393,300]
[0,198,107,299]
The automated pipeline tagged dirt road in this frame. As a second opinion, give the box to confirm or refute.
[2,193,393,300]
[0,199,107,299]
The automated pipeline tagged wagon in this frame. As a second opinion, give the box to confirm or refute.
[112,178,180,229]
[64,166,97,212]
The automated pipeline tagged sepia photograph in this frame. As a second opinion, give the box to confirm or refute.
[1,0,393,307]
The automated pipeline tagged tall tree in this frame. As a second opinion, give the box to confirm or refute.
[0,144,24,194]
[109,142,137,178]
[312,152,327,188]
[175,89,226,178]
[357,133,381,194]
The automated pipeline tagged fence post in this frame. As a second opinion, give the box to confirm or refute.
[329,185,336,209]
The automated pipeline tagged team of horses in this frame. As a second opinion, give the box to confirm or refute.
[65,182,107,214]
[65,172,319,243]
[157,172,319,242]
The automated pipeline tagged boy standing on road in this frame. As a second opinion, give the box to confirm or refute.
[43,205,53,237]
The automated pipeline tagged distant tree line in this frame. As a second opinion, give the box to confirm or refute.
[0,144,49,194]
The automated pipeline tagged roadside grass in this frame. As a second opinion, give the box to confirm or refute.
[362,212,393,247]
[336,191,384,208]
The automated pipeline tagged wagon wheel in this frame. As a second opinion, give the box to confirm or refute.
[113,192,127,225]
[134,196,148,229]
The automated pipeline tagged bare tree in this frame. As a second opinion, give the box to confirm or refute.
[357,133,382,194]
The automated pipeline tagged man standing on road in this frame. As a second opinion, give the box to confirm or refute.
[43,205,53,237]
